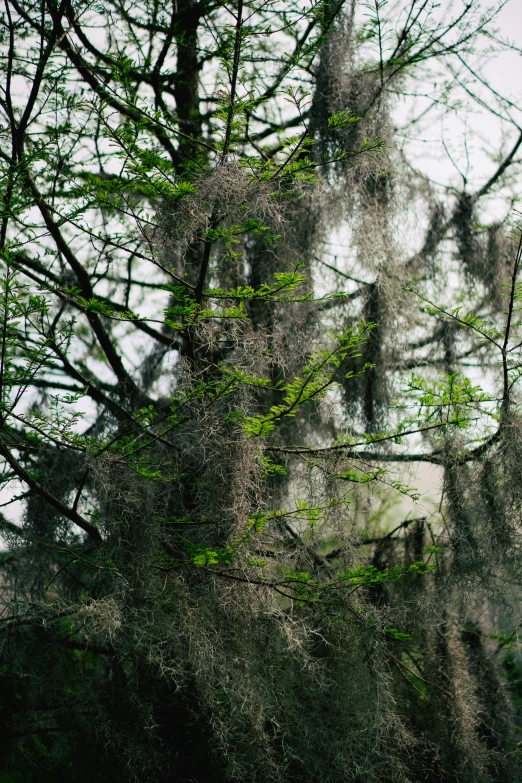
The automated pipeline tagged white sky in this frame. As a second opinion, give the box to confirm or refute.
[402,0,522,202]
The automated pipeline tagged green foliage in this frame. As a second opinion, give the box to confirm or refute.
[243,323,375,437]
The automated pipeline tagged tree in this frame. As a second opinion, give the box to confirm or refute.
[1,0,522,780]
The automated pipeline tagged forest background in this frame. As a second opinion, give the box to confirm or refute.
[1,0,522,781]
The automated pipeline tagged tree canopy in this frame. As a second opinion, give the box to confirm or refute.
[1,0,522,780]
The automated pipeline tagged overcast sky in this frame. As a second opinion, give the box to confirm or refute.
[401,0,522,208]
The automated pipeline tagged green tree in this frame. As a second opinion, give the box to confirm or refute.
[1,0,522,780]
